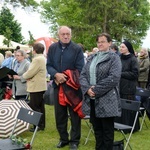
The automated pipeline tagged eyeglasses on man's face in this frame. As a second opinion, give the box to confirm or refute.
[97,41,108,44]
[60,33,71,36]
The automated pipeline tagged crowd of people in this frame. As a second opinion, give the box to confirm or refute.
[0,25,150,150]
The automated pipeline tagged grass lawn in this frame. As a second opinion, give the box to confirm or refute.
[16,105,150,150]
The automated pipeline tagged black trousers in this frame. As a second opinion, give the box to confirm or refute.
[54,87,81,144]
[29,91,45,128]
[90,100,114,150]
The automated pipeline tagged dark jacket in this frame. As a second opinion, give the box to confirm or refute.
[120,54,139,96]
[46,41,85,85]
[80,51,122,118]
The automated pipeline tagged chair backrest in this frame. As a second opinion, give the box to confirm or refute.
[136,88,150,98]
[17,107,42,126]
[115,99,141,150]
[11,107,43,147]
[121,99,141,112]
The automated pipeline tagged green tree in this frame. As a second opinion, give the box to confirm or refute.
[40,0,150,50]
[3,27,13,47]
[0,6,23,43]
[2,0,39,9]
[28,31,35,46]
[40,0,86,46]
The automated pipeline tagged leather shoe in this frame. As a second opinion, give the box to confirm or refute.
[69,143,78,150]
[56,141,69,148]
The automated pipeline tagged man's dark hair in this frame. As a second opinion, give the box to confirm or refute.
[33,43,44,54]
[96,33,112,42]
[16,46,20,50]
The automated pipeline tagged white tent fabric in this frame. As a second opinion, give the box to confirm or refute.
[0,35,31,52]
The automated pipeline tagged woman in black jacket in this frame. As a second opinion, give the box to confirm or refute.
[119,40,140,133]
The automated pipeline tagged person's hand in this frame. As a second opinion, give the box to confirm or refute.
[7,74,12,79]
[87,86,95,97]
[54,73,67,84]
[13,75,20,80]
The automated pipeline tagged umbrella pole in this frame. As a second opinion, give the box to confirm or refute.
[10,119,18,137]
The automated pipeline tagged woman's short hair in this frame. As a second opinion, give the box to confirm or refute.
[141,47,148,56]
[5,51,12,57]
[33,43,44,54]
[16,49,27,57]
[96,33,112,42]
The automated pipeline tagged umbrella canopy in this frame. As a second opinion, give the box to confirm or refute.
[0,100,32,138]
[35,37,57,56]
[0,35,32,51]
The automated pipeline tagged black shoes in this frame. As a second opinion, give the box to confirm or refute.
[56,141,78,150]
[69,143,78,150]
[56,141,69,148]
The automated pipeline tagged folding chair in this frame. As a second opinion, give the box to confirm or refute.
[68,114,94,145]
[82,115,94,145]
[135,88,150,131]
[114,99,141,150]
[0,107,42,150]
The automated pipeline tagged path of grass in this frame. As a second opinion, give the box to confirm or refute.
[19,105,150,150]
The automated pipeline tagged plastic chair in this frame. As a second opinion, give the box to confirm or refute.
[135,88,150,131]
[68,115,94,145]
[114,99,141,150]
[139,107,148,131]
[0,107,42,150]
[82,115,94,145]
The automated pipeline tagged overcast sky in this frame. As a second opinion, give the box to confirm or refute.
[13,8,51,40]
[141,29,150,49]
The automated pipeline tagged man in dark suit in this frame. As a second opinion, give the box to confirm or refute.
[47,26,85,150]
